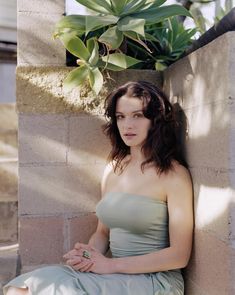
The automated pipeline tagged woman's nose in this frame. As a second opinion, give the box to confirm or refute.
[123,117,133,130]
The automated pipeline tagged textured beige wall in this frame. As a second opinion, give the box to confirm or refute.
[164,31,235,295]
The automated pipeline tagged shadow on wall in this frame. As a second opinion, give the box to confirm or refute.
[164,33,235,295]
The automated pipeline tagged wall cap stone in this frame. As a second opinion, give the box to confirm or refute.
[16,67,162,114]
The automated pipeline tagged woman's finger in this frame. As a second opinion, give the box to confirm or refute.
[66,256,82,267]
[77,261,94,272]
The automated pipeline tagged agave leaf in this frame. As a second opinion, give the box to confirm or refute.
[99,26,124,50]
[74,0,112,14]
[118,16,146,37]
[63,65,89,91]
[133,5,192,24]
[60,33,90,61]
[54,15,86,37]
[122,0,150,16]
[102,53,141,70]
[172,29,196,48]
[87,38,99,66]
[89,67,104,94]
[85,15,119,36]
[168,17,179,44]
[124,31,152,52]
[155,61,167,71]
[144,0,167,9]
[110,0,128,15]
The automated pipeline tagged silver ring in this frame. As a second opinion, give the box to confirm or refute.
[82,250,91,259]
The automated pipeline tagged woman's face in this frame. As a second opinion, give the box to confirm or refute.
[115,95,151,148]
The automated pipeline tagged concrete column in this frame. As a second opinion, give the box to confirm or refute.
[17,0,65,66]
[164,31,235,295]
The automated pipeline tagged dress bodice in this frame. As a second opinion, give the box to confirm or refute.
[96,192,169,258]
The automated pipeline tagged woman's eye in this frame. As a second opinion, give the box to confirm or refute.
[134,113,143,118]
[116,115,124,120]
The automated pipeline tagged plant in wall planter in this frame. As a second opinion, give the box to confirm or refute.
[54,0,196,94]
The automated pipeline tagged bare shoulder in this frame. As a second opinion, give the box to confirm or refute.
[165,161,192,201]
[167,162,192,184]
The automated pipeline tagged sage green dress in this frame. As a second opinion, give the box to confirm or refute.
[3,192,184,295]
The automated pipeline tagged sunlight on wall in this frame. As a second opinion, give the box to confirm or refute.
[196,185,232,229]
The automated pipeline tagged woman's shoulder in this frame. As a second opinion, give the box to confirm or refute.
[164,161,192,189]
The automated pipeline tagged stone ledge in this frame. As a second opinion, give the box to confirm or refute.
[16,67,162,114]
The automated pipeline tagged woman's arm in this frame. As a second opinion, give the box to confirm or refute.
[86,221,110,255]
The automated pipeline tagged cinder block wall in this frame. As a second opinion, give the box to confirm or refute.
[164,32,235,295]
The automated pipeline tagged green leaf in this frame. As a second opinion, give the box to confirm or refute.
[124,31,152,52]
[54,15,86,37]
[74,0,112,14]
[99,26,124,50]
[89,67,104,94]
[110,0,128,15]
[64,66,89,90]
[102,53,141,71]
[122,0,151,16]
[85,15,119,36]
[132,5,192,24]
[118,16,146,37]
[155,61,167,71]
[87,38,99,66]
[60,34,90,61]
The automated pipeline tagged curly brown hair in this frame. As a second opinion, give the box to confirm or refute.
[103,81,188,174]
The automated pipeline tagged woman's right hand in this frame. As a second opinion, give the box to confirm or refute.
[63,243,95,272]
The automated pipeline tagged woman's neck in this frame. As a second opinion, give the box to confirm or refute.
[129,146,146,164]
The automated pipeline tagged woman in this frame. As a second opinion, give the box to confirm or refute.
[4,81,193,295]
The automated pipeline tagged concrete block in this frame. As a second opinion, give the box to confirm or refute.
[185,100,232,169]
[67,213,98,251]
[16,67,162,114]
[19,164,103,215]
[63,164,104,213]
[19,216,64,266]
[184,278,208,295]
[18,114,68,164]
[18,0,65,13]
[19,165,66,215]
[190,167,231,243]
[0,162,18,201]
[68,115,110,164]
[0,202,18,243]
[164,32,233,110]
[186,230,230,295]
[18,12,65,65]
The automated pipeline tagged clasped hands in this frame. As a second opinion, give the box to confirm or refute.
[63,243,112,274]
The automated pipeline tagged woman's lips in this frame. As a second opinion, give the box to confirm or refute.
[123,133,136,139]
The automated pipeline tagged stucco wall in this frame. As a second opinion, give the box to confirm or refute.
[164,31,235,295]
